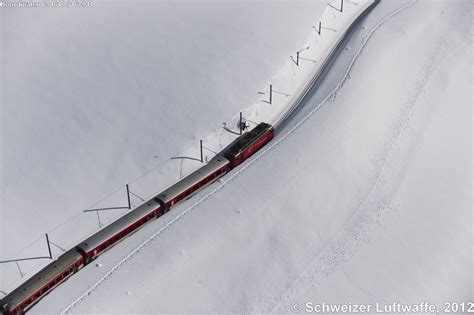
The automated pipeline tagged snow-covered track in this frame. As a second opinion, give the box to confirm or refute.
[274,0,381,131]
[59,1,418,313]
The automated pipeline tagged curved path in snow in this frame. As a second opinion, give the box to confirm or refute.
[59,1,418,313]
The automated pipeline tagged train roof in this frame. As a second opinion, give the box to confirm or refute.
[155,157,230,204]
[223,122,273,159]
[76,198,161,254]
[1,249,82,311]
[77,158,229,254]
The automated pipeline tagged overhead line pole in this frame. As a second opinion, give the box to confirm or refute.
[269,84,273,104]
[126,184,131,209]
[200,140,203,163]
[45,234,52,259]
[240,112,243,135]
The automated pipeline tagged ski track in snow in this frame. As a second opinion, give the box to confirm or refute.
[269,2,473,312]
[59,1,419,313]
[269,36,470,312]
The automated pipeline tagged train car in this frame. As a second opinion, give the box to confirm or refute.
[1,123,274,314]
[222,122,274,167]
[76,198,162,263]
[154,157,230,208]
[0,249,84,315]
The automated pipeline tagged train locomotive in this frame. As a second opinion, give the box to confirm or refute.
[1,122,274,314]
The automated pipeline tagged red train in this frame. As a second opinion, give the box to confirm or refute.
[1,122,274,314]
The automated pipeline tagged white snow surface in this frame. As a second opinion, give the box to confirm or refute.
[1,0,329,290]
[2,0,472,313]
[2,0,374,294]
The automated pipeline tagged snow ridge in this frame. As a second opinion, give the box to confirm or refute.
[59,1,418,313]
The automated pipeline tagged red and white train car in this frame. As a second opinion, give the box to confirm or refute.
[1,249,84,314]
[1,122,274,314]
[222,122,274,167]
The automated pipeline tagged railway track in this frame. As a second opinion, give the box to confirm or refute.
[1,1,389,313]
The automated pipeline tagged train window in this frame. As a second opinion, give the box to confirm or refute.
[35,293,40,299]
